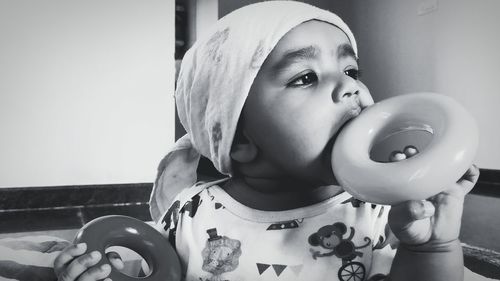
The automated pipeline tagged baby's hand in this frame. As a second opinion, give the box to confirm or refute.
[387,149,479,248]
[54,243,124,281]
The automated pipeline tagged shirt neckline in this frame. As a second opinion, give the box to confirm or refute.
[207,184,352,223]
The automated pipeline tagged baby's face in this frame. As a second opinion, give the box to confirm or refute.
[240,20,373,186]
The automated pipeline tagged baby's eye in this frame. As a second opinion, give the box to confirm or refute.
[287,72,318,87]
[344,68,361,80]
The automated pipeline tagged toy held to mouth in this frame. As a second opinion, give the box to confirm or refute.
[73,215,181,281]
[332,92,479,205]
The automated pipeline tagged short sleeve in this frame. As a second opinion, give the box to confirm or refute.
[367,205,399,280]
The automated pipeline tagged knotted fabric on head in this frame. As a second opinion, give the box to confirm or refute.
[149,0,358,221]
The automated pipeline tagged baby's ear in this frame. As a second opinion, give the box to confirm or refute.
[230,129,258,163]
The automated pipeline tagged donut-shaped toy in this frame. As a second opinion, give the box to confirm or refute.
[332,92,478,205]
[73,215,181,281]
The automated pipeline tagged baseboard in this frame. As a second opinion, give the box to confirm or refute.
[472,168,500,197]
[0,183,153,233]
[0,168,498,234]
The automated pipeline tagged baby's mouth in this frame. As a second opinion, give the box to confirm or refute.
[343,95,363,123]
[318,96,366,185]
[331,109,359,151]
[324,98,364,179]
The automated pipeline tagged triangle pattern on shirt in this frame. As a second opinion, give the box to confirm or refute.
[289,264,303,276]
[272,264,287,276]
[256,263,270,275]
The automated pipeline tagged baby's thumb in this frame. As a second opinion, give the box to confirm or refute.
[389,200,435,244]
[390,200,435,225]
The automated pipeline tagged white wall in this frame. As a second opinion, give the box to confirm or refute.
[219,0,353,20]
[434,0,500,170]
[0,0,176,188]
[349,0,437,99]
[346,0,500,169]
[194,0,219,42]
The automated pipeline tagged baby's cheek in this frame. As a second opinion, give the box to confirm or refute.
[357,82,374,108]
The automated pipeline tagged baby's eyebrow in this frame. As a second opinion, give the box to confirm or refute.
[270,44,358,75]
[272,45,320,73]
[337,43,357,61]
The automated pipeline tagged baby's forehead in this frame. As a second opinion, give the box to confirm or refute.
[282,21,349,48]
[260,21,356,70]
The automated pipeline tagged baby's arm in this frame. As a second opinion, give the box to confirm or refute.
[387,165,479,281]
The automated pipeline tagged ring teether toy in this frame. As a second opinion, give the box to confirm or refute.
[73,215,181,281]
[332,92,478,205]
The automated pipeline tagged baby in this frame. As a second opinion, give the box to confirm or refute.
[54,2,479,281]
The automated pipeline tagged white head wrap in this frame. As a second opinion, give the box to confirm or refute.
[150,1,358,221]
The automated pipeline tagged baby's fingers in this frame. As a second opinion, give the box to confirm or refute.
[456,164,480,194]
[106,251,124,270]
[443,164,480,200]
[58,251,103,281]
[54,243,87,275]
[76,263,112,281]
[388,200,434,244]
[389,200,435,228]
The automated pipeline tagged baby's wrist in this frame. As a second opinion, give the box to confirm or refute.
[400,238,462,253]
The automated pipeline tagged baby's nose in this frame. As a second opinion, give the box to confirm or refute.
[331,76,360,103]
[341,91,359,100]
